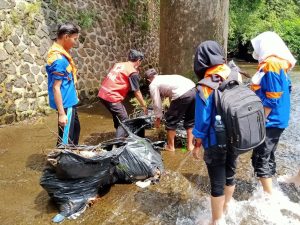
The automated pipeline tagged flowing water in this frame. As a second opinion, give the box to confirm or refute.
[0,63,299,225]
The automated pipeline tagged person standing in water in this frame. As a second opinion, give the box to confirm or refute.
[145,68,196,151]
[251,31,296,194]
[98,49,148,138]
[46,22,80,146]
[192,41,242,225]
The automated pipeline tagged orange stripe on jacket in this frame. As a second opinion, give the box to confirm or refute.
[266,91,283,99]
[261,56,291,74]
[202,86,214,99]
[52,71,65,76]
[251,84,261,91]
[47,42,78,83]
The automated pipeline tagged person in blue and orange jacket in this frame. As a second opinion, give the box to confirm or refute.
[251,31,296,194]
[46,22,80,147]
[192,41,242,225]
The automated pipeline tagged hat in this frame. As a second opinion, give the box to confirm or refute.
[145,68,158,79]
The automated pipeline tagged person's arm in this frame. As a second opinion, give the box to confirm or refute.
[53,80,68,127]
[50,58,69,126]
[134,90,148,115]
[192,87,213,159]
[192,138,203,160]
[149,84,163,127]
[261,68,283,118]
[129,73,147,114]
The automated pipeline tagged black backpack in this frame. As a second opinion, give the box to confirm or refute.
[198,71,266,153]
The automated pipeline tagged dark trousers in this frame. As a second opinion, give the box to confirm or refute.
[165,88,196,130]
[57,106,80,147]
[204,147,239,197]
[252,127,284,178]
[100,98,128,138]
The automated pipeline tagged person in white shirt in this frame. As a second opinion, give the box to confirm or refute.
[145,68,196,151]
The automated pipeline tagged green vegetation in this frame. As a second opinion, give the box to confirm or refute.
[229,0,300,60]
[76,10,98,29]
[121,0,151,33]
[0,23,12,41]
[8,1,41,35]
[54,3,100,29]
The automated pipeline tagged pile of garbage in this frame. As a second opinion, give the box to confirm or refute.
[128,108,187,146]
[40,123,164,223]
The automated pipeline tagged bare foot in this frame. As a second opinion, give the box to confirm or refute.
[164,145,175,152]
[187,144,194,151]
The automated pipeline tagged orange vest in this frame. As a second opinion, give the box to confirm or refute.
[98,62,138,103]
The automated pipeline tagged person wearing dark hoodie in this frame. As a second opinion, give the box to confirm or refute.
[192,41,242,225]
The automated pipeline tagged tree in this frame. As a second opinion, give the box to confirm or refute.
[229,0,300,60]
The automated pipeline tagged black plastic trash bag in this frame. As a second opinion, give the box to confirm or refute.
[127,108,187,147]
[47,145,120,180]
[40,167,112,219]
[100,134,164,182]
[100,122,164,182]
[40,122,164,222]
[122,116,153,137]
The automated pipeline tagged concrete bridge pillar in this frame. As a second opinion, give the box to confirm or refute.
[160,0,229,75]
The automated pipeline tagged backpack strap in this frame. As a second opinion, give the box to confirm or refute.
[214,89,222,117]
[218,71,240,91]
[196,75,221,103]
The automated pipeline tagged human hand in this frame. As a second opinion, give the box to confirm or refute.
[142,106,148,115]
[154,118,161,128]
[58,114,68,127]
[192,146,202,160]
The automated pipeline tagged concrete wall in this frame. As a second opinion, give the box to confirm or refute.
[159,0,229,75]
[0,0,160,124]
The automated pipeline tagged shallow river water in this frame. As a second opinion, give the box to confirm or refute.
[0,63,299,225]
